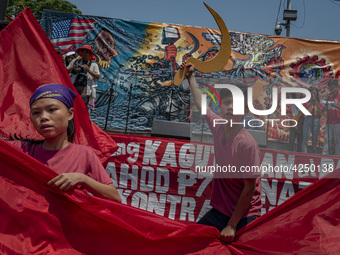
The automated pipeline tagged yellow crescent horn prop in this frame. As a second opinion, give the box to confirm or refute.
[174,2,231,86]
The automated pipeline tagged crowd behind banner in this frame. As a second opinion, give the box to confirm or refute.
[106,134,339,223]
[40,10,340,151]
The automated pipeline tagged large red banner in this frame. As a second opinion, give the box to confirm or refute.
[1,135,340,254]
[0,8,117,163]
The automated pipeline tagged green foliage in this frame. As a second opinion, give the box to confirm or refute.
[6,0,82,21]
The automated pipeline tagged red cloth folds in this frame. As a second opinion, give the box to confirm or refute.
[0,8,116,163]
[0,138,227,255]
[229,169,340,254]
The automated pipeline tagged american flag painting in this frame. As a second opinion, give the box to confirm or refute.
[51,18,95,53]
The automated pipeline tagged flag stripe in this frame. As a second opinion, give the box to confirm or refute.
[58,45,76,51]
[51,36,85,43]
[51,17,95,53]
[72,18,95,24]
[68,32,87,37]
[69,28,93,33]
[52,40,85,46]
[69,25,94,30]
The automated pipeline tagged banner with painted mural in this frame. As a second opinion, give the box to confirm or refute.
[40,10,340,148]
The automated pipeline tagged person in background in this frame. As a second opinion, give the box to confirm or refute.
[63,51,76,68]
[67,45,100,107]
[301,87,323,154]
[288,93,304,152]
[8,84,121,202]
[322,79,340,155]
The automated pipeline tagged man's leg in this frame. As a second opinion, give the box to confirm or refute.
[322,124,331,155]
[312,118,321,154]
[236,216,258,231]
[302,117,312,153]
[297,132,303,152]
[333,123,340,156]
[288,127,297,151]
[197,208,230,231]
[198,208,259,232]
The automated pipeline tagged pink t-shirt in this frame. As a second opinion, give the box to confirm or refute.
[205,109,262,218]
[9,141,112,185]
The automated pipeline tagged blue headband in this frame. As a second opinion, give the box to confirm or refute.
[30,84,77,108]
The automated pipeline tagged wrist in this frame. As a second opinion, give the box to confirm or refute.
[188,74,195,80]
[80,173,89,185]
[227,221,237,229]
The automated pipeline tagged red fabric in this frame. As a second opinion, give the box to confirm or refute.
[0,8,116,163]
[0,138,227,255]
[1,137,340,254]
[190,106,339,253]
[229,170,340,254]
[8,141,113,184]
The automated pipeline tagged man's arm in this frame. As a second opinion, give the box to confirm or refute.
[220,178,256,243]
[83,63,100,80]
[180,63,203,112]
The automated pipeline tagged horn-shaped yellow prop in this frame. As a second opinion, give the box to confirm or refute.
[173,2,231,86]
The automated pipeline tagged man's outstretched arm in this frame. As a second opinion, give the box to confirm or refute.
[180,63,203,112]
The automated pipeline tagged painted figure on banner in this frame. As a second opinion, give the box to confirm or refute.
[131,26,193,123]
[90,28,119,69]
[198,47,219,62]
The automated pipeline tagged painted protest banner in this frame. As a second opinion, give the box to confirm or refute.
[40,10,340,146]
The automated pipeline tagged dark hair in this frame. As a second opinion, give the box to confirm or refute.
[9,133,44,144]
[10,119,75,143]
[65,55,75,66]
[67,119,75,142]
[219,86,248,110]
[309,87,320,102]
